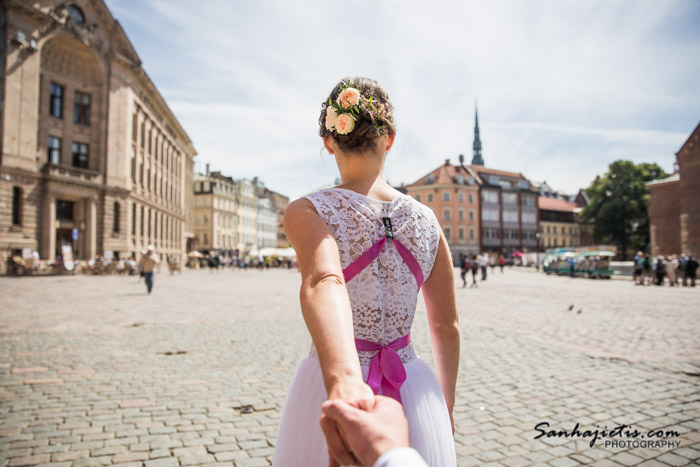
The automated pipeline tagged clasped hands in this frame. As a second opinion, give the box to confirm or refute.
[320,380,409,467]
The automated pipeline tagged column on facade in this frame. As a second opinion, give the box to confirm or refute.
[42,192,56,260]
[85,196,97,259]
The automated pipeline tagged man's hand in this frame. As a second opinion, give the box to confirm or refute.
[320,396,410,467]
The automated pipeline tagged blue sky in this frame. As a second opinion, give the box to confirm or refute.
[105,0,700,200]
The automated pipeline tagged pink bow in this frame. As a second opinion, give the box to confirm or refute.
[355,334,410,403]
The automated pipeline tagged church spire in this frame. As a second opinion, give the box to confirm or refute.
[472,105,484,166]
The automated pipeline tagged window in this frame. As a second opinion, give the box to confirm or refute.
[74,91,91,125]
[546,225,551,234]
[414,194,420,202]
[469,193,474,203]
[112,202,120,233]
[458,209,464,221]
[443,227,451,241]
[481,190,498,203]
[66,4,85,24]
[72,142,89,169]
[48,136,61,164]
[203,233,209,245]
[49,82,63,118]
[427,193,434,203]
[132,203,137,236]
[522,212,537,224]
[553,226,558,235]
[204,215,208,225]
[503,211,518,223]
[132,113,138,142]
[140,206,144,238]
[459,227,464,240]
[483,209,499,221]
[469,209,475,222]
[502,193,517,205]
[469,227,475,241]
[442,192,451,202]
[522,196,536,207]
[458,193,464,202]
[12,187,22,226]
[443,208,451,221]
[56,200,74,221]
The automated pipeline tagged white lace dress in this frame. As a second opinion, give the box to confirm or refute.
[273,187,456,467]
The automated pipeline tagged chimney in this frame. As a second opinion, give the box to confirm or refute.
[445,158,450,166]
[206,163,210,176]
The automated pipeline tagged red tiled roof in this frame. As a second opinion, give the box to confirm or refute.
[468,165,525,180]
[405,162,474,188]
[538,197,577,212]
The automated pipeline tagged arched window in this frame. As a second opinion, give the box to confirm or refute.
[113,202,120,233]
[12,186,22,226]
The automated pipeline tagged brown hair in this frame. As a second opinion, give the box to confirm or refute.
[319,77,396,153]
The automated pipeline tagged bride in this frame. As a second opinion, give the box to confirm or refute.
[273,77,459,466]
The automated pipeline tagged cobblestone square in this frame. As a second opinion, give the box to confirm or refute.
[1,268,698,466]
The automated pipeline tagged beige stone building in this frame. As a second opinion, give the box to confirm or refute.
[193,171,238,251]
[538,197,581,249]
[261,188,290,248]
[0,0,196,266]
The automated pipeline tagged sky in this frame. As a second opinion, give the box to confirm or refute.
[104,0,700,200]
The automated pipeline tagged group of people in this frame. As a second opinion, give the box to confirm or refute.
[633,252,698,287]
[459,253,506,288]
[200,253,295,271]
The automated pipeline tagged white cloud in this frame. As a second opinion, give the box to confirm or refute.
[105,0,700,200]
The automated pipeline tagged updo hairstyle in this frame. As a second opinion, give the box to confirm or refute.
[319,76,396,154]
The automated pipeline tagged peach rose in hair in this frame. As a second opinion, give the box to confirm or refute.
[335,113,356,134]
[325,107,338,130]
[337,87,361,109]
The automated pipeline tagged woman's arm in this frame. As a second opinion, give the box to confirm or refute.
[283,198,373,403]
[421,230,460,426]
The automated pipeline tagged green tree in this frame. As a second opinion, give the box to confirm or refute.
[580,160,668,259]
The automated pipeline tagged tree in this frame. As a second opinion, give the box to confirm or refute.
[580,160,668,259]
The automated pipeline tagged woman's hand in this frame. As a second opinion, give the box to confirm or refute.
[324,378,375,467]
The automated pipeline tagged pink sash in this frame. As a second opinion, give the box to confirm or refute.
[342,217,423,403]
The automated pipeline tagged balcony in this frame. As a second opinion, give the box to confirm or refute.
[42,163,103,186]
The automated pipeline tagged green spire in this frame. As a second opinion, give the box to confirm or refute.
[472,105,484,165]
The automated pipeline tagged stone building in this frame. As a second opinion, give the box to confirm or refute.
[537,197,581,249]
[236,178,257,252]
[256,197,277,249]
[0,0,196,265]
[193,171,237,252]
[648,121,700,256]
[261,188,290,248]
[404,156,481,261]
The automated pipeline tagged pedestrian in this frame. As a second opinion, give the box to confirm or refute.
[655,256,666,286]
[498,254,505,273]
[633,251,643,285]
[470,254,479,288]
[138,245,159,294]
[667,255,678,287]
[479,253,488,280]
[642,254,652,285]
[460,255,470,288]
[686,255,698,287]
[489,255,495,273]
[680,253,689,286]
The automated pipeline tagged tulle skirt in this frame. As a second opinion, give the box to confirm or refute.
[273,356,456,467]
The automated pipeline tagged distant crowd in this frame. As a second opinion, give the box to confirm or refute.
[633,252,697,287]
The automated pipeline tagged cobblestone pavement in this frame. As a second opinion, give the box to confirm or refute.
[1,268,698,467]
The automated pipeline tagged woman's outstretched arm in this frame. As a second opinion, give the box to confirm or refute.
[283,198,373,403]
[421,230,460,429]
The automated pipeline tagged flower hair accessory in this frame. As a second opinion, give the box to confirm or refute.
[325,83,387,136]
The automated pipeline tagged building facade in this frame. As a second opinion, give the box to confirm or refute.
[0,0,195,267]
[236,178,257,252]
[262,188,290,248]
[405,157,481,261]
[537,197,581,249]
[256,197,277,249]
[193,172,238,251]
[469,166,539,257]
[648,121,700,257]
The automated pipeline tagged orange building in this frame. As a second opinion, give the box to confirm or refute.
[405,157,481,261]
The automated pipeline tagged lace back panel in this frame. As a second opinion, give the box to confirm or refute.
[304,188,441,364]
